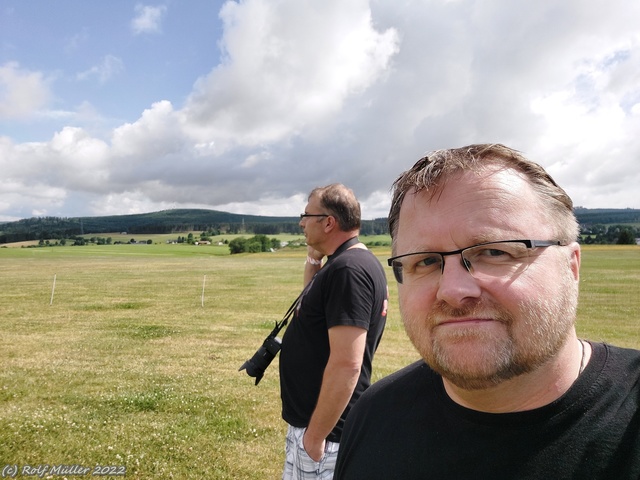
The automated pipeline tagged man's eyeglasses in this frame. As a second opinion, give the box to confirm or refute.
[387,239,563,285]
[300,213,330,219]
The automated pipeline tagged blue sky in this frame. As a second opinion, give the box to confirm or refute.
[1,0,639,222]
[1,1,222,142]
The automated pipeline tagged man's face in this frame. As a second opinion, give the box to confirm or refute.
[395,167,580,390]
[300,195,327,249]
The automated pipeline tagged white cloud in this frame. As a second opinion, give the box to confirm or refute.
[88,190,177,216]
[182,0,399,149]
[2,0,640,222]
[1,127,110,197]
[64,28,90,54]
[0,174,68,222]
[0,62,51,119]
[359,189,393,220]
[111,101,180,157]
[77,55,124,84]
[131,4,167,35]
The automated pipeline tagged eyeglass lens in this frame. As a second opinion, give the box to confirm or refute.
[391,241,549,285]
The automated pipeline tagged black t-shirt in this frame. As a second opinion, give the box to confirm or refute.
[279,243,388,443]
[335,342,640,479]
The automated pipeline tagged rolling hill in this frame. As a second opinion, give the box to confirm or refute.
[1,207,638,245]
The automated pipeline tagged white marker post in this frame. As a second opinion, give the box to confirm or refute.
[50,274,57,306]
[201,274,207,307]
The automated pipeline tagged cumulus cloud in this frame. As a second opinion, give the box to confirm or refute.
[131,4,167,35]
[2,127,110,191]
[1,0,639,222]
[0,62,51,120]
[182,0,399,150]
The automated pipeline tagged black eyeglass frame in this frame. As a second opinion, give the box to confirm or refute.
[387,239,563,283]
[300,213,330,219]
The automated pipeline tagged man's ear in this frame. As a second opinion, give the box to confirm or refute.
[324,215,337,232]
[568,241,581,281]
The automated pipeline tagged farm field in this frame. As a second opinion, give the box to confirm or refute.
[0,244,638,478]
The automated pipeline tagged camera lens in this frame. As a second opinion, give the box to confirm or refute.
[239,336,282,385]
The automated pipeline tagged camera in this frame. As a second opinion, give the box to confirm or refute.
[239,329,282,385]
[240,294,301,385]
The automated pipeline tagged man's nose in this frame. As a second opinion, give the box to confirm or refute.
[435,254,481,307]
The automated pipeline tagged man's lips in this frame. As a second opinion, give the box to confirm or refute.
[436,317,495,327]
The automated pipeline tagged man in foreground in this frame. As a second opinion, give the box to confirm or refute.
[280,183,388,479]
[335,144,640,479]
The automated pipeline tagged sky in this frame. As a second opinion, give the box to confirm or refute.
[1,0,639,222]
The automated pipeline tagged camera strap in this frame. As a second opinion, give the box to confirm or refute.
[271,236,360,337]
[270,292,303,338]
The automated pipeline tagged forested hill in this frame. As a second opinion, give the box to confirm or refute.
[573,208,640,225]
[0,207,638,245]
[0,208,389,244]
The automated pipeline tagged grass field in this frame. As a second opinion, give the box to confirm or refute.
[0,243,638,478]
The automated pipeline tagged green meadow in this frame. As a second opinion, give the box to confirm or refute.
[0,243,638,478]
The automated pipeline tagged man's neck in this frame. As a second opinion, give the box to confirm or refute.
[322,232,360,256]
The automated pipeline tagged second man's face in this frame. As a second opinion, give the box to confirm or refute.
[301,196,327,249]
[395,167,580,390]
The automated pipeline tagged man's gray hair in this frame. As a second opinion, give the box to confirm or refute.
[311,183,361,232]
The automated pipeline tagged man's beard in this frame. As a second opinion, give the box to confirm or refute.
[401,280,579,390]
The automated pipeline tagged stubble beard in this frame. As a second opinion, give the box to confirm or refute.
[401,280,579,390]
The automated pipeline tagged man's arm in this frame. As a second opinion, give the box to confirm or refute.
[303,325,367,461]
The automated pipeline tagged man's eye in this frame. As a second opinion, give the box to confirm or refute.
[471,246,522,262]
[484,248,509,257]
[416,255,440,268]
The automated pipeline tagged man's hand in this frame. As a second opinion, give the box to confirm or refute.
[307,245,324,263]
[304,246,325,286]
[303,430,326,462]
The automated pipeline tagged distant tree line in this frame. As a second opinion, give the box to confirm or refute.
[172,232,222,244]
[1,209,638,245]
[23,236,156,248]
[228,235,282,254]
[580,224,639,245]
